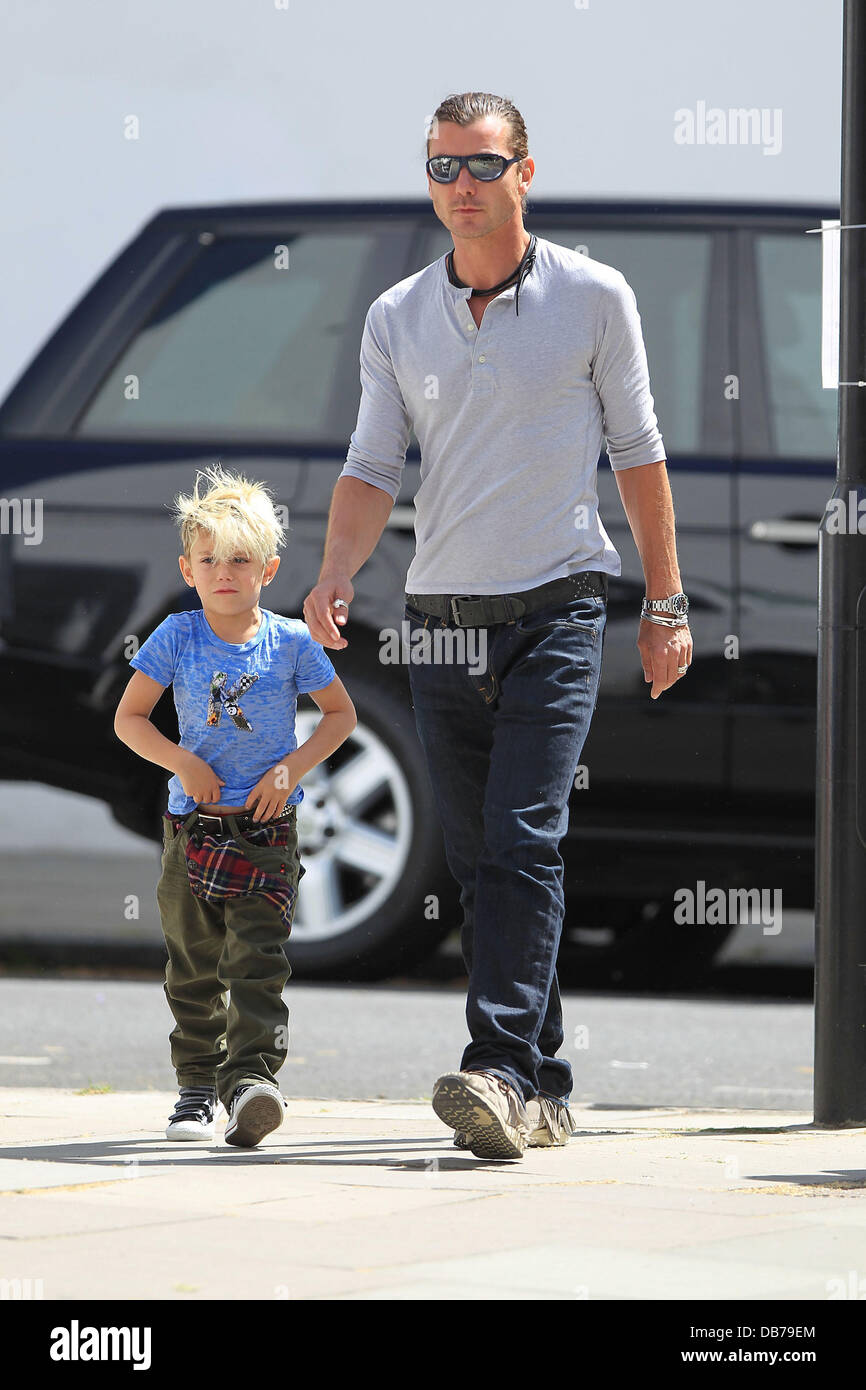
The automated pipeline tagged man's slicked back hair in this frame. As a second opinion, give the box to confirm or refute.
[425,91,530,215]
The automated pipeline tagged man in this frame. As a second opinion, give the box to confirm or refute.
[303,90,691,1160]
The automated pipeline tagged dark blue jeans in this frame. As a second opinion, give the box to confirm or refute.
[405,588,607,1104]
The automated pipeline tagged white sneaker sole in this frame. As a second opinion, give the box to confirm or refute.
[433,1075,527,1160]
[166,1119,215,1141]
[224,1086,285,1148]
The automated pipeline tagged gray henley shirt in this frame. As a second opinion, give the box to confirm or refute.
[339,234,665,594]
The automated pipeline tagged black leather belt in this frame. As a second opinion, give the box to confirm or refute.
[168,804,295,842]
[405,571,607,627]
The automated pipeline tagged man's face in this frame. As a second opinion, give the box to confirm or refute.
[426,116,531,241]
[179,527,279,613]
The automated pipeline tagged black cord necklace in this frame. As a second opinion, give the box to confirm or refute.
[446,233,537,316]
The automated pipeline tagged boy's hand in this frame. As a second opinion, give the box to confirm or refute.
[245,756,301,821]
[177,752,226,804]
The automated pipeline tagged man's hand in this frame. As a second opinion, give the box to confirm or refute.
[245,756,302,822]
[177,752,226,804]
[303,575,355,650]
[638,618,693,699]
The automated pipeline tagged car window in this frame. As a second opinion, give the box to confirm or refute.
[417,226,716,456]
[753,232,837,459]
[74,231,382,443]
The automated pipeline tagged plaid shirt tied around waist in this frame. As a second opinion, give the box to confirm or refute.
[168,814,305,931]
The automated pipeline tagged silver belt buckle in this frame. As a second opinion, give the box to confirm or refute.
[196,812,225,833]
[449,594,474,625]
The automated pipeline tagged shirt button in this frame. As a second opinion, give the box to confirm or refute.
[478,354,487,363]
[465,322,475,332]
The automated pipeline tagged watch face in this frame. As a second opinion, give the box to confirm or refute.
[672,594,689,615]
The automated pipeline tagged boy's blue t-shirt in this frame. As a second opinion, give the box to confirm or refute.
[129,607,337,814]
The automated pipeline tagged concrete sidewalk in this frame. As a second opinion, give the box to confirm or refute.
[0,1089,864,1300]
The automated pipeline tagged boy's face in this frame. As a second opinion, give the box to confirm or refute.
[178,528,280,616]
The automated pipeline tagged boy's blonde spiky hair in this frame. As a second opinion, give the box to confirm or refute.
[171,463,285,571]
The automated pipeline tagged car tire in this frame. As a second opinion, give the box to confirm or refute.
[285,666,456,980]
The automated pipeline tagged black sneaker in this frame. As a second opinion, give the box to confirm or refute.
[166,1086,218,1141]
[224,1082,286,1147]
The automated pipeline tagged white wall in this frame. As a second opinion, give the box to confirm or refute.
[0,0,843,402]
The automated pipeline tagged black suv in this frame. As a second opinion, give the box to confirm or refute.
[0,198,837,983]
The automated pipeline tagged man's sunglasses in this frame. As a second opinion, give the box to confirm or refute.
[426,153,523,183]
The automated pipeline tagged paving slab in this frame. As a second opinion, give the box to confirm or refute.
[0,1089,864,1300]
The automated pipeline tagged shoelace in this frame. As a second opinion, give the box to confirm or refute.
[169,1086,217,1124]
[472,1071,525,1112]
[229,1084,253,1112]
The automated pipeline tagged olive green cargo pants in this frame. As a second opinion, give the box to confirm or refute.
[155,807,302,1111]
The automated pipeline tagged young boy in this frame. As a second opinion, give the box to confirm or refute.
[114,464,356,1147]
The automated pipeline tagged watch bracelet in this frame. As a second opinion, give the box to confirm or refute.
[641,611,690,628]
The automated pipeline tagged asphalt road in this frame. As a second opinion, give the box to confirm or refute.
[0,782,816,969]
[0,782,816,1112]
[0,976,814,1110]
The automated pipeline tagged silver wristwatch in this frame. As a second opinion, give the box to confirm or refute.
[641,592,689,620]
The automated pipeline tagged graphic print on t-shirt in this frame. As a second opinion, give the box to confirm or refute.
[207,670,259,731]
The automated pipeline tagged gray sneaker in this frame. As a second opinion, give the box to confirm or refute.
[433,1070,530,1159]
[453,1094,577,1149]
[524,1095,578,1146]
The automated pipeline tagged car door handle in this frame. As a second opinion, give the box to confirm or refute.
[748,519,819,546]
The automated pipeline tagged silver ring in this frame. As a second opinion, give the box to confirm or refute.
[677,665,689,674]
[333,599,348,610]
